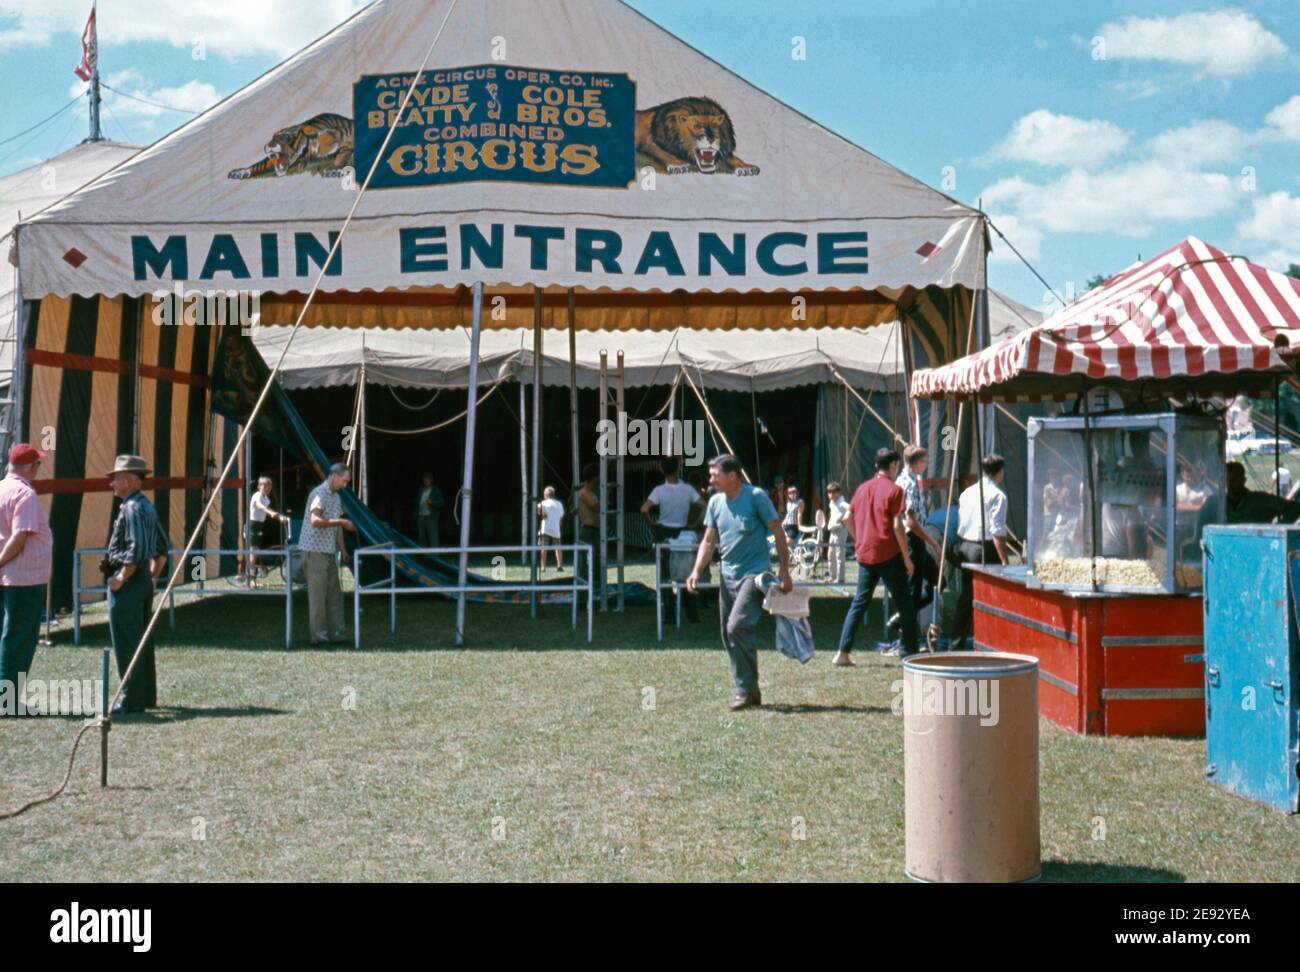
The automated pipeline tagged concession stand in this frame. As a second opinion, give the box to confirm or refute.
[911,238,1300,736]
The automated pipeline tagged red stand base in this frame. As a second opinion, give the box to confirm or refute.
[972,568,1204,736]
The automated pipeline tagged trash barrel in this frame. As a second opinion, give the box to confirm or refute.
[902,651,1041,882]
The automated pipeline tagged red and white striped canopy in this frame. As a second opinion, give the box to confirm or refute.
[911,237,1300,401]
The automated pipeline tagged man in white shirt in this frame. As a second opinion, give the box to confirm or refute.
[950,454,1009,650]
[642,458,702,622]
[824,482,850,582]
[537,486,565,571]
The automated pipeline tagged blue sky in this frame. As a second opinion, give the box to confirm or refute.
[2,0,1297,310]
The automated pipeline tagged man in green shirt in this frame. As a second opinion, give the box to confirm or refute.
[1224,461,1300,525]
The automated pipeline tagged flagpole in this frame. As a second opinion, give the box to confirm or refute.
[89,64,101,142]
[76,2,102,142]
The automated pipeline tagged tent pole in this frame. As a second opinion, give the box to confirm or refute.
[616,350,626,612]
[11,256,25,446]
[530,287,543,618]
[519,380,527,565]
[973,393,986,566]
[749,376,761,485]
[455,282,484,647]
[1275,377,1281,496]
[358,360,369,506]
[599,351,609,610]
[668,368,677,454]
[241,426,252,577]
[568,289,580,559]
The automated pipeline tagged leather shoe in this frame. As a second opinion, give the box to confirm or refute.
[728,692,762,711]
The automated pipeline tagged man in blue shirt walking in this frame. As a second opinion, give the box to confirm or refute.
[688,454,792,711]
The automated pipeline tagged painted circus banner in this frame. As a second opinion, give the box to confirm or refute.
[353,65,636,188]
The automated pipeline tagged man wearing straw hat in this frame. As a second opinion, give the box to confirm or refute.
[105,455,169,713]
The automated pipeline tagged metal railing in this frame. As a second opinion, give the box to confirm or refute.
[653,541,896,642]
[74,545,301,649]
[352,542,595,648]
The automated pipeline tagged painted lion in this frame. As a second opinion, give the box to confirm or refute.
[634,97,759,175]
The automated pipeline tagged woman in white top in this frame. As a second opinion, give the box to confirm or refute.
[248,476,288,575]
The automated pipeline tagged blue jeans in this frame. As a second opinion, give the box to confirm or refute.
[837,554,916,654]
[0,584,45,692]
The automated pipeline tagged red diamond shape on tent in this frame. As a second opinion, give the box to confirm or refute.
[62,247,87,268]
[916,241,939,259]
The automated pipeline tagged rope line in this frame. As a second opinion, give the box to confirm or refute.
[365,377,505,434]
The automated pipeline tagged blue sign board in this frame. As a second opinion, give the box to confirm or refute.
[353,64,635,189]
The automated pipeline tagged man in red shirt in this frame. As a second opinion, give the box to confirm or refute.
[832,447,915,666]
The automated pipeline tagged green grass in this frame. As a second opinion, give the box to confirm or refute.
[2,580,1297,882]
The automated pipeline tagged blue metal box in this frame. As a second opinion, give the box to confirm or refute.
[1202,524,1300,812]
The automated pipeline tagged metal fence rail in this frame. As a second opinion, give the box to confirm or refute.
[74,546,300,649]
[352,542,595,648]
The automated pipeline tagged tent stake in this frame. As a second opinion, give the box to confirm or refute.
[455,282,484,646]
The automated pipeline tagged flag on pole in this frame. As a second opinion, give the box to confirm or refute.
[73,4,97,82]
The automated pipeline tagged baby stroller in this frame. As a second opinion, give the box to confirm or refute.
[771,510,828,580]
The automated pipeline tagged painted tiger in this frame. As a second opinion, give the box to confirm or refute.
[227,113,354,180]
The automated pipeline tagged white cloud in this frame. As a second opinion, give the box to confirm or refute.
[1264,95,1300,141]
[1109,78,1165,101]
[68,68,220,121]
[1236,191,1300,267]
[984,161,1239,239]
[1096,10,1287,77]
[0,1,366,58]
[1145,119,1254,165]
[992,109,1129,169]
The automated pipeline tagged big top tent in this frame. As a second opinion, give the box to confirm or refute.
[13,0,986,332]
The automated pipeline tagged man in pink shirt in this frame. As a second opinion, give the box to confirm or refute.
[0,443,53,712]
[832,447,915,666]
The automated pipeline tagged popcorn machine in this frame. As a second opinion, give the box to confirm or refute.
[1026,412,1225,594]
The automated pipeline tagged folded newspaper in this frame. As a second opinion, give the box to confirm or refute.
[756,572,815,664]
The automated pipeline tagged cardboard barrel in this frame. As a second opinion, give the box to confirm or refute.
[903,652,1040,882]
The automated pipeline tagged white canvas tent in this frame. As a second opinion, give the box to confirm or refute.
[254,323,905,392]
[16,0,984,325]
[252,288,1041,392]
[1,140,139,382]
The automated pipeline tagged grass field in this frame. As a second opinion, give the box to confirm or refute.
[2,556,1297,882]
